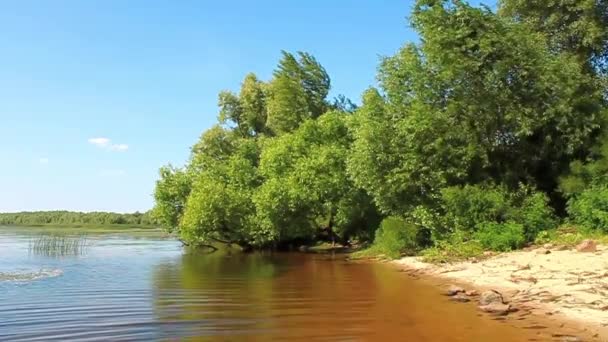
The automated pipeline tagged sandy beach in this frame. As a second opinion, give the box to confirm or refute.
[396,243,608,339]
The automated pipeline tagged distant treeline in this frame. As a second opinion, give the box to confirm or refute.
[0,211,156,226]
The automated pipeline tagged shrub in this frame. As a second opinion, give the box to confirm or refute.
[441,185,510,234]
[474,221,525,251]
[406,205,445,241]
[567,186,608,232]
[364,216,430,259]
[534,230,552,245]
[440,184,556,242]
[535,225,608,246]
[513,191,557,241]
[421,234,484,264]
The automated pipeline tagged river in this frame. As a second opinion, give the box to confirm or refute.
[0,227,578,341]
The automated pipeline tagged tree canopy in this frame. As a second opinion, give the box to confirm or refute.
[153,0,608,254]
[153,51,369,248]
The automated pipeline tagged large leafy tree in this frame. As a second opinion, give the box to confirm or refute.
[255,111,378,244]
[349,0,606,216]
[153,1,608,252]
[153,52,366,248]
[180,138,263,247]
[499,0,608,74]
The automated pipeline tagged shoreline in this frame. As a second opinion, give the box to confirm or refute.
[393,244,608,340]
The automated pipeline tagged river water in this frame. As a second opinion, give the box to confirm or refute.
[0,227,580,341]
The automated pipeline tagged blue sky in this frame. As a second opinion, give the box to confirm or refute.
[0,0,493,213]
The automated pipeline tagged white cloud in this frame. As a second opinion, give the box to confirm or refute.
[109,143,129,152]
[88,137,128,152]
[39,157,49,164]
[88,137,110,147]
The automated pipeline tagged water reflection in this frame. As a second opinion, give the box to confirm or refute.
[151,251,549,341]
[0,229,586,341]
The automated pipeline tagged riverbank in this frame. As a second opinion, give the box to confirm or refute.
[0,224,166,237]
[395,242,608,339]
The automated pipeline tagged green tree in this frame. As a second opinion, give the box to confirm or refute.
[180,138,263,247]
[499,0,608,74]
[349,0,605,217]
[560,134,608,197]
[256,111,378,244]
[218,73,268,137]
[152,166,192,232]
[239,73,268,136]
[266,51,331,135]
[151,2,608,253]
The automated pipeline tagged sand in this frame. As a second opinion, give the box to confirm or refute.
[396,244,608,339]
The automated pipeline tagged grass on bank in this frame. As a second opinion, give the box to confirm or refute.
[354,224,608,264]
[352,216,432,260]
[534,226,608,247]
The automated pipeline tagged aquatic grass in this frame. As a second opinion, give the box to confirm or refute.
[29,234,89,257]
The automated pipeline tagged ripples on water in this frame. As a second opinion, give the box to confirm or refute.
[0,268,63,282]
[0,227,577,341]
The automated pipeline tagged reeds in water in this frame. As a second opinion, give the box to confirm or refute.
[29,234,89,257]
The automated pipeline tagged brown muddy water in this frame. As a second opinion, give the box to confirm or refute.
[0,227,586,341]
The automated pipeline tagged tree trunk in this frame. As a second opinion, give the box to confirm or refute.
[328,213,336,247]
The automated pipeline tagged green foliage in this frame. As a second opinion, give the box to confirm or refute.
[152,166,192,232]
[567,186,608,232]
[440,184,556,242]
[266,51,331,135]
[535,225,608,246]
[152,2,608,253]
[180,138,263,246]
[255,111,378,244]
[421,233,484,264]
[499,0,608,72]
[180,174,258,246]
[441,185,511,235]
[372,217,430,258]
[560,135,608,198]
[349,0,605,218]
[218,73,268,137]
[560,135,608,233]
[514,191,558,240]
[533,230,553,245]
[474,222,525,251]
[189,125,237,171]
[419,184,556,258]
[153,52,367,249]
